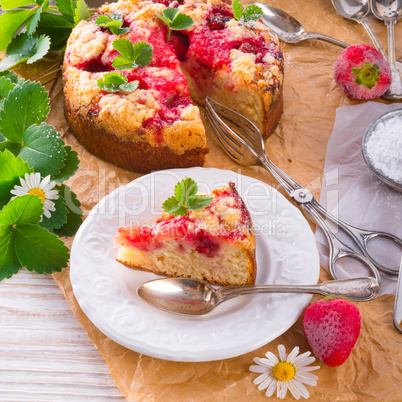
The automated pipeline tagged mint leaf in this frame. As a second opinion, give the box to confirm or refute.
[52,184,82,237]
[0,194,43,227]
[232,0,243,20]
[39,194,68,232]
[0,80,50,142]
[242,4,263,24]
[0,0,35,9]
[97,72,138,93]
[0,33,51,72]
[14,224,69,273]
[112,39,153,70]
[96,13,129,36]
[56,0,75,22]
[18,124,66,177]
[51,145,79,182]
[0,150,33,208]
[0,8,37,51]
[163,178,213,216]
[0,226,21,280]
[74,0,90,25]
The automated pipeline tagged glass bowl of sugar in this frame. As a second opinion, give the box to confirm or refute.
[362,108,402,192]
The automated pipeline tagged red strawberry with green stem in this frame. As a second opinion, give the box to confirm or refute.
[302,297,361,367]
[334,44,392,100]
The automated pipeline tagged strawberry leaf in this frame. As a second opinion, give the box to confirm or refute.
[0,0,36,9]
[0,80,50,142]
[97,72,138,92]
[187,194,213,210]
[232,0,243,20]
[74,0,90,25]
[0,194,43,227]
[56,0,75,22]
[112,39,153,70]
[39,194,68,231]
[0,225,21,280]
[51,145,80,182]
[14,224,69,273]
[0,8,37,51]
[162,196,187,216]
[241,4,263,24]
[17,124,66,177]
[0,33,51,72]
[96,13,130,36]
[52,184,82,237]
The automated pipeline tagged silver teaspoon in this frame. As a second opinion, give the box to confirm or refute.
[137,277,380,316]
[252,2,402,71]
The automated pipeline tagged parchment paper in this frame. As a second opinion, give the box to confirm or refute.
[13,0,402,399]
[316,102,402,296]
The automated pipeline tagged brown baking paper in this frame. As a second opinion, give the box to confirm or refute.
[13,0,402,399]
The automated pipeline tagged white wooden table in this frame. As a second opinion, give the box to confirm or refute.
[0,269,125,401]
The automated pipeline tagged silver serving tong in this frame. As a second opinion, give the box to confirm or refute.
[205,97,402,284]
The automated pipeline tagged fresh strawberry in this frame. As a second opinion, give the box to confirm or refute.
[302,297,361,367]
[334,44,392,100]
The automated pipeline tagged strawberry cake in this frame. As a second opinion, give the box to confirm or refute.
[63,0,283,173]
[114,182,256,286]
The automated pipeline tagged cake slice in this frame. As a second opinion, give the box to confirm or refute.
[114,181,256,286]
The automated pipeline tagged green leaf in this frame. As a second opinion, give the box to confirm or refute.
[36,12,74,50]
[39,193,68,231]
[0,76,17,101]
[14,224,69,273]
[0,226,21,280]
[188,194,213,210]
[0,70,23,84]
[26,5,43,35]
[112,38,153,70]
[74,0,90,25]
[0,150,33,208]
[0,33,51,72]
[232,0,243,20]
[241,4,263,25]
[0,0,36,9]
[160,7,179,23]
[133,42,153,67]
[18,124,66,177]
[51,145,79,182]
[0,194,43,227]
[56,0,75,22]
[169,12,193,30]
[0,80,50,142]
[162,196,187,216]
[0,141,22,155]
[52,184,82,237]
[163,178,213,216]
[97,72,138,92]
[96,13,129,36]
[0,8,37,51]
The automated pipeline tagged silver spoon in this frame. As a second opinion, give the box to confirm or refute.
[137,277,380,316]
[251,2,350,47]
[371,0,402,99]
[331,0,388,58]
[251,2,402,71]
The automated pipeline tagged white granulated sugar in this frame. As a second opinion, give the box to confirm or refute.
[365,113,402,184]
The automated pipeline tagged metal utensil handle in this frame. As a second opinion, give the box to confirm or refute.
[217,277,379,303]
[359,16,388,58]
[304,31,350,48]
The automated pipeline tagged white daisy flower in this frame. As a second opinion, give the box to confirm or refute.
[11,173,59,219]
[250,345,319,400]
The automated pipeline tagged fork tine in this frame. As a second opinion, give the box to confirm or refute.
[205,98,262,146]
[205,107,244,161]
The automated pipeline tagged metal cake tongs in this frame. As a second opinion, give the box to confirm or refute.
[205,98,402,285]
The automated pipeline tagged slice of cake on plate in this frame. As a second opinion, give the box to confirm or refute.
[114,180,256,286]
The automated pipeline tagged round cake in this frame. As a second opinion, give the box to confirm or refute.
[63,0,284,173]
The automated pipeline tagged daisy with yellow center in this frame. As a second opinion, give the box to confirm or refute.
[11,173,59,219]
[250,344,319,400]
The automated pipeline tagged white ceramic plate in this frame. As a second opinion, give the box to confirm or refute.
[70,168,319,362]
